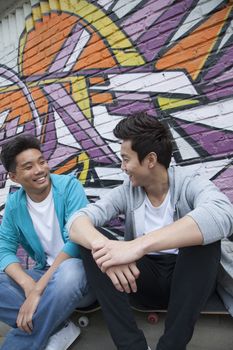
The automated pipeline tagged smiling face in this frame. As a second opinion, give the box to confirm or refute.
[120,140,151,187]
[9,148,51,202]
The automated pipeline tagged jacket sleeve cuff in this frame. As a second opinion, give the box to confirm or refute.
[0,256,20,272]
[66,212,90,233]
[187,207,223,245]
[62,241,80,258]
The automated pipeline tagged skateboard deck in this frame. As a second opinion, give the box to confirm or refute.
[131,292,228,316]
[75,293,229,326]
[75,292,228,315]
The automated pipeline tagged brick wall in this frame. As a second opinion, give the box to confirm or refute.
[0,0,232,228]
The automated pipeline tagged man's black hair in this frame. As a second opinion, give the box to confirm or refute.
[113,113,173,169]
[0,134,41,172]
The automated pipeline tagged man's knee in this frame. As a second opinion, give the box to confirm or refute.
[51,258,87,293]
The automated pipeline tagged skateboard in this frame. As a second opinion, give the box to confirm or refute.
[131,292,229,324]
[75,301,101,327]
[75,292,228,326]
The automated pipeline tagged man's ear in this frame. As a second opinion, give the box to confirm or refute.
[147,152,157,168]
[9,172,18,184]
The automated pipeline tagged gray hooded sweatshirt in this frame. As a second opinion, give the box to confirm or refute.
[68,166,233,245]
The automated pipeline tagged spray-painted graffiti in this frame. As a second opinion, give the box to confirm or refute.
[0,0,233,213]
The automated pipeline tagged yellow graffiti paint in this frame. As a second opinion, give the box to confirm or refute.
[62,0,145,66]
[48,0,60,11]
[158,97,199,110]
[0,85,20,93]
[18,0,145,80]
[25,16,34,33]
[32,5,42,22]
[71,77,92,121]
[77,152,90,184]
[112,49,146,67]
[59,0,70,11]
[40,1,50,15]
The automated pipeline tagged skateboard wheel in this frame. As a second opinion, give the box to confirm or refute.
[78,316,89,327]
[147,313,159,324]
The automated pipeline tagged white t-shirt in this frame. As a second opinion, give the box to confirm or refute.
[143,190,178,255]
[27,190,64,266]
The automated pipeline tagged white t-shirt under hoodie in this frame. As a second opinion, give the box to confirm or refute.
[27,189,64,266]
[140,190,178,255]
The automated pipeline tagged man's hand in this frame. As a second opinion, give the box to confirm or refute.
[16,251,72,333]
[17,289,41,333]
[106,263,140,293]
[92,239,144,272]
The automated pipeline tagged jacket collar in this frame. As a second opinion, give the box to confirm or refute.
[129,166,183,210]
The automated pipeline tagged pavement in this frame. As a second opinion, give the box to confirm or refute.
[1,310,232,349]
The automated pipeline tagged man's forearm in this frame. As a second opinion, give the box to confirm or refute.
[34,251,71,295]
[139,216,203,255]
[92,216,204,271]
[69,215,108,249]
[5,263,35,295]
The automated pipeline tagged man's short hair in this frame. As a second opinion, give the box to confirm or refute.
[0,134,41,172]
[113,113,173,168]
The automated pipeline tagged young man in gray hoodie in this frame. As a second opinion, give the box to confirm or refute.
[68,113,233,350]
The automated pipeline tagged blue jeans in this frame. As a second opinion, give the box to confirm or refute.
[0,258,96,350]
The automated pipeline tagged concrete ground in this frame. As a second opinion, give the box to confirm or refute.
[1,310,232,349]
[71,310,233,350]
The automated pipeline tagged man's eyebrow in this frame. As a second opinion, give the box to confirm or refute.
[121,152,128,157]
[20,156,45,167]
[19,161,33,167]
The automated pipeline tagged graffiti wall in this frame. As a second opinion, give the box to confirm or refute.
[0,0,233,215]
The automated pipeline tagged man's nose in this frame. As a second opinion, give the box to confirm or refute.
[34,164,43,174]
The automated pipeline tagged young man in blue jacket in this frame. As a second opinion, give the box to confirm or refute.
[68,113,233,350]
[0,135,95,350]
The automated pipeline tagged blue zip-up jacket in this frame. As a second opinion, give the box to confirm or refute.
[0,174,88,271]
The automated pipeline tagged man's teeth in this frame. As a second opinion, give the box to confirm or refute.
[36,177,45,182]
